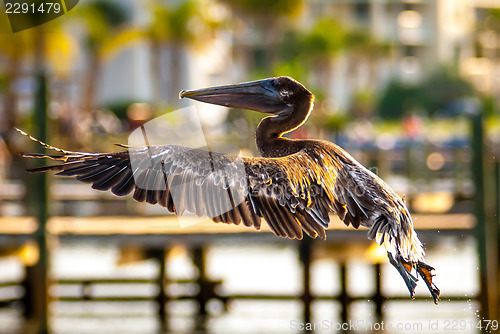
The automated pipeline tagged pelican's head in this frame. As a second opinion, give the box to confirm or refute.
[179,76,313,117]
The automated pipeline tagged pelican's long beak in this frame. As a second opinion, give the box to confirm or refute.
[179,78,287,115]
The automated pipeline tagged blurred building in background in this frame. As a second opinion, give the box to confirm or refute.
[303,0,500,110]
[1,0,499,140]
[84,0,500,120]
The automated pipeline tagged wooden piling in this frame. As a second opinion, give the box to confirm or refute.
[154,248,168,333]
[471,110,498,321]
[374,263,384,324]
[25,73,50,333]
[339,262,349,329]
[299,239,312,328]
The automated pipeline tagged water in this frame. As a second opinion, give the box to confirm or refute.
[0,236,481,333]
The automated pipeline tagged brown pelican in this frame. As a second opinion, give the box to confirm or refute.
[19,76,440,303]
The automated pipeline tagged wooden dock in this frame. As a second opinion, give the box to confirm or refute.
[0,213,476,333]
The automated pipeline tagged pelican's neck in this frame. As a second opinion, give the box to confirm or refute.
[256,94,314,157]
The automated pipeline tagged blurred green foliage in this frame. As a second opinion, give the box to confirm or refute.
[301,20,346,59]
[421,66,474,116]
[220,0,302,17]
[377,81,419,120]
[323,113,349,135]
[351,89,376,119]
[345,29,391,59]
[481,96,497,117]
[104,100,136,120]
[273,19,389,119]
[377,66,474,119]
[485,8,500,31]
[276,19,346,76]
[150,0,199,43]
[75,0,128,50]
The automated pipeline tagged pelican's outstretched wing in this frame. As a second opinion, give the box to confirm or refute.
[20,138,370,240]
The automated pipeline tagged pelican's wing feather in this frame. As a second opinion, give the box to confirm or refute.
[21,142,373,240]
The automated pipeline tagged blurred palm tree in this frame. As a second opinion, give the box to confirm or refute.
[214,0,303,151]
[148,0,221,109]
[344,30,391,119]
[377,65,473,120]
[72,0,129,115]
[272,19,393,133]
[219,0,302,74]
[474,8,500,111]
[345,29,391,90]
[274,18,347,125]
[275,20,389,99]
[0,18,77,149]
[0,31,34,136]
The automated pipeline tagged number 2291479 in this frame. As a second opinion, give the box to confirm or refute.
[5,2,62,14]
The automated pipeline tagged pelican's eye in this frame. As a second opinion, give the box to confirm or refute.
[279,89,292,101]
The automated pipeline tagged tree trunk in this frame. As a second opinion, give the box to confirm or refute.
[169,42,182,107]
[4,57,19,131]
[2,54,20,150]
[83,51,100,116]
[150,38,162,113]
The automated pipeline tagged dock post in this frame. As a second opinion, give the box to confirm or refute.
[471,106,498,321]
[193,246,208,316]
[405,140,415,211]
[154,248,168,333]
[494,158,500,321]
[339,262,349,328]
[192,246,209,333]
[373,263,383,324]
[299,239,312,327]
[24,73,50,332]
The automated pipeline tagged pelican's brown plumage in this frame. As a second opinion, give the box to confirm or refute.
[19,76,440,303]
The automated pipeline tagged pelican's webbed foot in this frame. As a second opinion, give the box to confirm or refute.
[387,253,418,299]
[416,261,440,304]
[388,253,441,304]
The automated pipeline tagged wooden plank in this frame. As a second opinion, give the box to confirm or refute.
[0,217,38,234]
[0,182,25,200]
[0,214,475,236]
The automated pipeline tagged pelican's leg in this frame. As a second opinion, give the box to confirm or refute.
[416,261,440,304]
[387,252,418,298]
